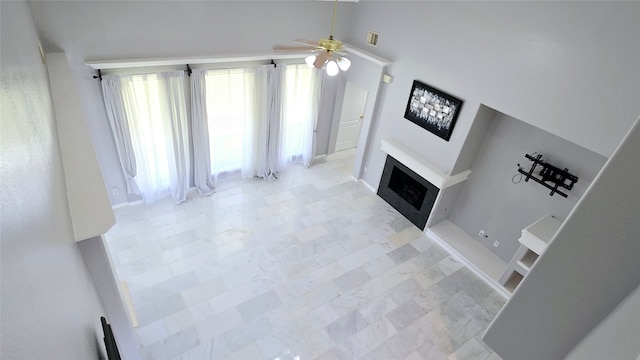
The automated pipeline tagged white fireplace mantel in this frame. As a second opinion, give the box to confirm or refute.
[380,138,471,189]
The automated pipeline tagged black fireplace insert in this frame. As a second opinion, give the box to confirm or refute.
[377,155,439,230]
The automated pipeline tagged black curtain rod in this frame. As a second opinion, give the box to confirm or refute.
[93,60,278,80]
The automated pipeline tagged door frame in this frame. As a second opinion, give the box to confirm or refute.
[327,45,391,181]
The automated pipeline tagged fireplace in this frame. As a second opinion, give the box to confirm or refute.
[378,155,439,230]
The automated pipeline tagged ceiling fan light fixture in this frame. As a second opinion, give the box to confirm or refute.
[305,55,316,68]
[275,0,353,75]
[337,57,351,71]
[326,60,339,76]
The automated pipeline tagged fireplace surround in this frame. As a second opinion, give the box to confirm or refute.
[378,138,471,231]
[378,155,439,230]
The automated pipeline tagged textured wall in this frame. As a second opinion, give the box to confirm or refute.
[0,2,108,358]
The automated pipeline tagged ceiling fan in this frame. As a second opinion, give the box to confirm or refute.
[273,0,351,76]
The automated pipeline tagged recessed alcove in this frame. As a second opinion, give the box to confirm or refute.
[424,104,608,297]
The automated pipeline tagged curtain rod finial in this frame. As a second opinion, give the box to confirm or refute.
[93,69,102,81]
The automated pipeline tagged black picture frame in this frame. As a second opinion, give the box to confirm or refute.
[404,80,463,141]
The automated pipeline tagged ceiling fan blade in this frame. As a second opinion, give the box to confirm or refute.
[273,45,319,52]
[313,52,331,69]
[295,39,320,47]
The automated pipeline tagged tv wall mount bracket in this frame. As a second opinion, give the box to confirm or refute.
[517,153,578,198]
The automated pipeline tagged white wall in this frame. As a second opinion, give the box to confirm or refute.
[0,2,108,358]
[449,111,606,261]
[28,0,355,205]
[566,283,640,360]
[348,1,640,189]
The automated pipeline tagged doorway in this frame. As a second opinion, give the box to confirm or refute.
[334,81,368,152]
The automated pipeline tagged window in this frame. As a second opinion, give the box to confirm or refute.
[278,64,322,168]
[102,71,190,204]
[202,65,320,178]
[204,68,266,179]
[103,63,322,204]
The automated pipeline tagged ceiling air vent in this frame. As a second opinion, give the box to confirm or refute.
[366,31,379,47]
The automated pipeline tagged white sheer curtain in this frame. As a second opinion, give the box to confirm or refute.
[261,66,281,180]
[277,64,323,169]
[101,76,140,196]
[102,62,323,205]
[102,71,190,204]
[158,72,190,203]
[190,69,216,195]
[203,66,270,180]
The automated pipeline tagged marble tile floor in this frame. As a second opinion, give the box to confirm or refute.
[105,149,506,360]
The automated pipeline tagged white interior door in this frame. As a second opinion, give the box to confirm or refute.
[335,82,368,152]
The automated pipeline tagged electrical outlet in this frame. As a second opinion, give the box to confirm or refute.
[112,186,119,195]
[493,240,500,247]
[479,230,487,238]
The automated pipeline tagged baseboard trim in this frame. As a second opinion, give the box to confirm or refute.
[350,175,377,194]
[359,178,377,193]
[111,200,143,210]
[119,280,138,328]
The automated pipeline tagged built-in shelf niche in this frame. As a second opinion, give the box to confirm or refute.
[426,105,606,298]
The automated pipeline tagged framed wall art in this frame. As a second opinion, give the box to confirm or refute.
[404,80,463,141]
